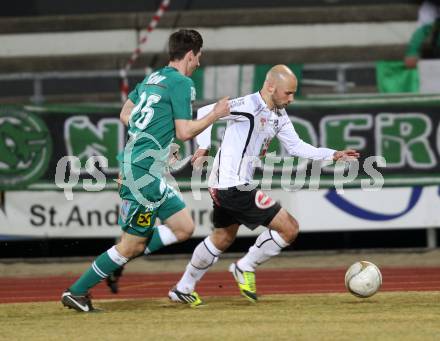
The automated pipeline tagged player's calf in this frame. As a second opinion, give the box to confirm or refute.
[269,209,299,243]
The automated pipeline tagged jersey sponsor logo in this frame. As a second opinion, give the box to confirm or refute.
[255,190,276,209]
[136,212,152,227]
[0,109,52,189]
[268,118,279,130]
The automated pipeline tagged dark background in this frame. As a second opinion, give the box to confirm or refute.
[2,0,416,17]
[0,229,436,258]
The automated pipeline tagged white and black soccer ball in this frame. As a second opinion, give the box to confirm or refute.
[344,261,382,298]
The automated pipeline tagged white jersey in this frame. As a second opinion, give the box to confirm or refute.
[196,92,335,189]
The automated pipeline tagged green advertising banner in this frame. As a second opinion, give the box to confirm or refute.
[1,93,440,190]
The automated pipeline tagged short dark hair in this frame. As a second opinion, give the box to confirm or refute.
[168,29,203,61]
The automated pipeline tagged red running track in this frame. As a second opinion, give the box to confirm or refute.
[0,267,439,304]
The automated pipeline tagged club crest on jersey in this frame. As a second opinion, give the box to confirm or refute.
[255,190,276,209]
[258,117,268,132]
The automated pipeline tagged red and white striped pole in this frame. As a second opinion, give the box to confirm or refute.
[120,0,171,102]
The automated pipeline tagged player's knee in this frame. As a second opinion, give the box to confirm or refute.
[223,233,236,248]
[214,235,234,251]
[117,242,146,259]
[211,230,235,251]
[174,222,195,241]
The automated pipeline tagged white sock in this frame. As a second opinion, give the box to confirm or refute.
[237,229,289,272]
[108,245,129,265]
[176,237,222,294]
[144,225,178,255]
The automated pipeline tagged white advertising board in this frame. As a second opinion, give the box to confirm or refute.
[0,185,438,238]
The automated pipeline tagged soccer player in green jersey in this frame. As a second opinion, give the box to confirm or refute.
[61,29,230,312]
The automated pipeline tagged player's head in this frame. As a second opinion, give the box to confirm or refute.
[168,29,203,75]
[263,65,297,109]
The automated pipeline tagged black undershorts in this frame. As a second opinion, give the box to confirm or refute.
[208,186,281,230]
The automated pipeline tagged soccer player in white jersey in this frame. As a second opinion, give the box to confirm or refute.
[168,65,359,306]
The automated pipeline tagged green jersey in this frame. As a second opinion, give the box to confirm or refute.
[120,66,195,175]
[406,20,440,57]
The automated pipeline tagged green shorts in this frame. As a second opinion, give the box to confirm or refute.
[118,183,186,238]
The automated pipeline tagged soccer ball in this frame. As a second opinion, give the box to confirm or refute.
[344,261,382,298]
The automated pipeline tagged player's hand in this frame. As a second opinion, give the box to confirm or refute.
[212,96,230,119]
[168,143,181,166]
[404,56,418,69]
[333,149,360,161]
[191,148,210,170]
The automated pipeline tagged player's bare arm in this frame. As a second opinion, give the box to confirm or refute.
[119,99,135,126]
[174,96,230,141]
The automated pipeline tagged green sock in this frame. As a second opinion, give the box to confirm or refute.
[70,246,128,295]
[144,225,178,255]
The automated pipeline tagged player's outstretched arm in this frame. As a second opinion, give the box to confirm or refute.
[119,99,135,127]
[175,97,230,141]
